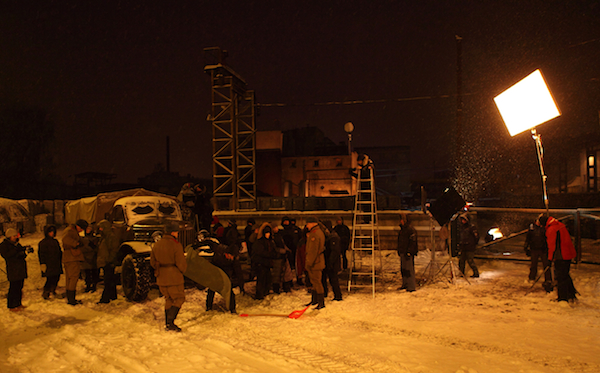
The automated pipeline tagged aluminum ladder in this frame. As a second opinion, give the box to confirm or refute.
[347,164,381,297]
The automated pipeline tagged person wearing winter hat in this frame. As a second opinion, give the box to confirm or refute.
[397,214,418,292]
[96,220,120,304]
[0,228,29,311]
[458,213,480,278]
[304,217,326,309]
[524,215,552,292]
[38,225,63,300]
[151,221,187,331]
[540,215,578,302]
[62,220,87,305]
[251,223,275,300]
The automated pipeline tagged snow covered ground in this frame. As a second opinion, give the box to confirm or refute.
[1,230,600,373]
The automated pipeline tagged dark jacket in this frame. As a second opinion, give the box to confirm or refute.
[251,223,275,268]
[333,222,351,251]
[459,218,479,252]
[397,224,418,256]
[96,221,120,268]
[38,226,63,277]
[80,232,99,270]
[524,223,547,253]
[0,238,28,281]
[324,230,342,271]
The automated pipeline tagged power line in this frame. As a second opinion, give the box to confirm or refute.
[257,92,478,108]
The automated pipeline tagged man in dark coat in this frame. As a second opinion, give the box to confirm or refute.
[38,225,63,300]
[321,221,343,301]
[1,228,29,311]
[96,220,120,304]
[539,215,578,302]
[333,217,351,270]
[397,214,418,292]
[524,216,552,292]
[458,213,480,278]
[81,224,99,293]
[251,223,275,300]
[194,230,238,313]
[150,222,187,332]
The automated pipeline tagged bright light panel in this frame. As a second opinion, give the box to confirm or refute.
[494,69,561,137]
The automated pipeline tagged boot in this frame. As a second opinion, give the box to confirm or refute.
[206,291,214,311]
[66,290,82,306]
[282,281,292,293]
[165,307,182,332]
[304,290,317,306]
[42,290,50,300]
[272,283,280,294]
[315,293,326,309]
[296,277,304,286]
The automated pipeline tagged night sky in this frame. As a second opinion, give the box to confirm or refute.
[2,1,599,188]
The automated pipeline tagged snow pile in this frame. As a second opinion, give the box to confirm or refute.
[1,231,600,373]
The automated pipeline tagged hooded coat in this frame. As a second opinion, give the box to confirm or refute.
[38,226,63,277]
[251,222,275,268]
[97,220,120,268]
[544,217,577,261]
[0,237,28,281]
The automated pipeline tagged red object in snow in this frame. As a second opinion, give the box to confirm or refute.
[239,305,311,319]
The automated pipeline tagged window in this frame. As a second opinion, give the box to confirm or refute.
[313,159,319,167]
[335,158,342,167]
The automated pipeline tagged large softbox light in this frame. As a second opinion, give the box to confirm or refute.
[428,187,466,226]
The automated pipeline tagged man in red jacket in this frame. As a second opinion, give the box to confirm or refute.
[539,215,578,302]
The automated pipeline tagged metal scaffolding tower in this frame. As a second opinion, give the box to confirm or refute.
[204,48,256,210]
[348,160,381,297]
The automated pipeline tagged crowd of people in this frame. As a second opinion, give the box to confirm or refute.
[0,209,580,331]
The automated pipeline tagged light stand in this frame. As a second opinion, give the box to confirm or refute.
[531,128,549,215]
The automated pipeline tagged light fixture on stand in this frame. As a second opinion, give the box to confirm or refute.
[493,69,561,215]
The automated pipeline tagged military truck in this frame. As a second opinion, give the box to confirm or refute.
[107,195,195,301]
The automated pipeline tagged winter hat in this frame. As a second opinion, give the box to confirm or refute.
[281,216,290,225]
[76,219,89,230]
[98,220,111,231]
[262,225,272,235]
[323,220,333,231]
[247,218,255,225]
[306,216,319,224]
[538,215,549,227]
[4,228,19,238]
[166,221,181,233]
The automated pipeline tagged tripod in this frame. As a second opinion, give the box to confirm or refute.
[419,219,470,286]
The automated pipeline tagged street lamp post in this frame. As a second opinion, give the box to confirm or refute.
[344,121,354,156]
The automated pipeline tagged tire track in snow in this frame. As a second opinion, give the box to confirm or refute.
[329,316,600,373]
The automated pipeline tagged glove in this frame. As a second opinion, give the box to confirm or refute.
[40,264,47,276]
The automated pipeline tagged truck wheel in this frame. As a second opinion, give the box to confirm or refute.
[121,254,151,301]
